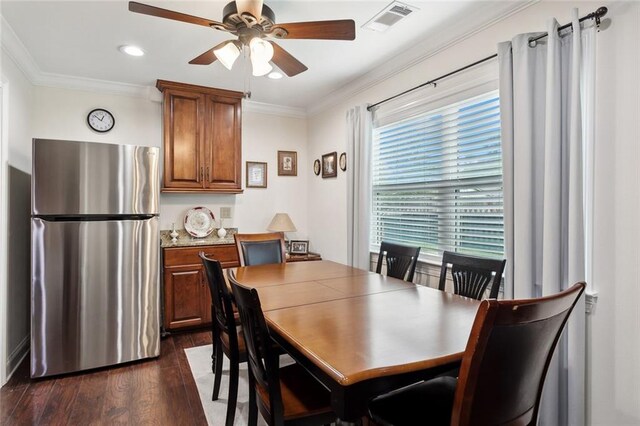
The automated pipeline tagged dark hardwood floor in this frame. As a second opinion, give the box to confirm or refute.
[1,330,213,425]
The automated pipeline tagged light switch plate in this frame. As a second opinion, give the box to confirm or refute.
[220,207,232,219]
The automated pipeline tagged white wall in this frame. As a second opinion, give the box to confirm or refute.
[30,87,310,238]
[590,2,640,424]
[0,51,310,383]
[307,0,639,424]
[161,110,310,242]
[1,48,35,383]
[32,86,162,150]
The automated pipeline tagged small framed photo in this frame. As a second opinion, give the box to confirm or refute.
[339,152,347,171]
[246,161,267,188]
[322,152,337,178]
[278,151,297,176]
[313,159,321,176]
[289,240,309,255]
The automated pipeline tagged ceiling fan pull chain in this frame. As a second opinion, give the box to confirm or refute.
[243,46,252,98]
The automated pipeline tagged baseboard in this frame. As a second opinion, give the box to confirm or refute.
[6,334,29,380]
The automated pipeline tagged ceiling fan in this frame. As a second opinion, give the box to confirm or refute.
[129,0,356,77]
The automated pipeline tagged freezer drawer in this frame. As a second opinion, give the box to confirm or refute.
[32,139,159,216]
[31,217,160,378]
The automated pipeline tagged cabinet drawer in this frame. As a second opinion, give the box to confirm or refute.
[164,244,238,267]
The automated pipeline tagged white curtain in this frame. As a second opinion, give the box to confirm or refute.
[499,9,595,425]
[346,105,372,269]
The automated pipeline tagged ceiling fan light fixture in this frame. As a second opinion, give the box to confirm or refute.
[249,37,274,63]
[251,57,273,77]
[214,41,241,70]
[267,71,283,79]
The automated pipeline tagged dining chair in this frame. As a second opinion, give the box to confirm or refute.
[438,251,507,300]
[228,270,337,426]
[375,241,421,282]
[368,282,586,426]
[199,253,247,426]
[234,232,287,266]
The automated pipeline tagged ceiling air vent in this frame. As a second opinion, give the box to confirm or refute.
[363,1,419,33]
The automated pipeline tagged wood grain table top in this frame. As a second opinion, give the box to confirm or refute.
[265,285,479,385]
[231,260,481,420]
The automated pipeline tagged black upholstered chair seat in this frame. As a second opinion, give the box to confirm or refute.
[369,376,457,426]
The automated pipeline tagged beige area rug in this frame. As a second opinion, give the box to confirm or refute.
[185,344,295,426]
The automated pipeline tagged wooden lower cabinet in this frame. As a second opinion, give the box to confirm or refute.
[162,244,239,331]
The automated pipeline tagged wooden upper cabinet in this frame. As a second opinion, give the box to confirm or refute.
[157,80,243,193]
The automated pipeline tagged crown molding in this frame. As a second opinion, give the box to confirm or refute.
[1,15,304,116]
[307,0,538,116]
[2,14,155,99]
[1,15,40,82]
[242,100,306,118]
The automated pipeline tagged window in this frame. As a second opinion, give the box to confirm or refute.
[371,90,503,261]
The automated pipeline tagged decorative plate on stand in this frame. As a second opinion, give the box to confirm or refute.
[184,206,215,238]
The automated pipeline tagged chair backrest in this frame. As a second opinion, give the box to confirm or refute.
[199,253,238,347]
[234,232,287,267]
[227,270,285,422]
[451,282,585,425]
[375,241,421,282]
[438,251,506,299]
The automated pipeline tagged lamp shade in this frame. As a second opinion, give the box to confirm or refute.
[250,37,274,76]
[214,41,240,70]
[267,213,297,232]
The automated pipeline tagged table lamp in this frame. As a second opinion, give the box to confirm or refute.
[267,213,297,251]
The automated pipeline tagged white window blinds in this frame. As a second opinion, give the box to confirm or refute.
[371,90,503,260]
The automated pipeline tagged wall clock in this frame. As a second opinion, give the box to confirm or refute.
[87,108,115,133]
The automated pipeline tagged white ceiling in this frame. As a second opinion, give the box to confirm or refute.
[1,1,530,111]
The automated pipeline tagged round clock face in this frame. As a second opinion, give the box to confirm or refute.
[87,108,115,133]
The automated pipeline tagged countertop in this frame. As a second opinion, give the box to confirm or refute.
[160,228,237,248]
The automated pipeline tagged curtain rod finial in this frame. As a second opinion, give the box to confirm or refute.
[595,7,608,18]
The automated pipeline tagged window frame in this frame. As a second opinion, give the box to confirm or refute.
[370,74,503,265]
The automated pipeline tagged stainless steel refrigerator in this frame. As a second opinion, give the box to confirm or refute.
[31,139,160,378]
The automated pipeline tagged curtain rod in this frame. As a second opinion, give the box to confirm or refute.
[367,6,608,112]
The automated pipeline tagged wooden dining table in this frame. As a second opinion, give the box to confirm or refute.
[232,260,481,422]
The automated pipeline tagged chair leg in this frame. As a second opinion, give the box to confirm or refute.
[212,342,223,401]
[225,358,239,426]
[211,338,218,373]
[248,369,258,426]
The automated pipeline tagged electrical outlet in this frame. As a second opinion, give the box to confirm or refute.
[220,207,232,219]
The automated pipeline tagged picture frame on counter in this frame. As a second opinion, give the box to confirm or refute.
[289,240,309,255]
[278,150,297,176]
[246,161,267,188]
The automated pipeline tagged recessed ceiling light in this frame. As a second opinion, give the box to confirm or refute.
[119,45,145,57]
[267,72,283,80]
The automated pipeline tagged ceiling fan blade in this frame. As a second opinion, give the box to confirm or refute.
[129,1,222,28]
[272,20,356,40]
[271,42,308,77]
[189,41,230,65]
[235,0,263,19]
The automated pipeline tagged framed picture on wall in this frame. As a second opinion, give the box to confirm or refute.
[322,152,337,178]
[339,152,347,171]
[246,161,267,188]
[278,151,297,176]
